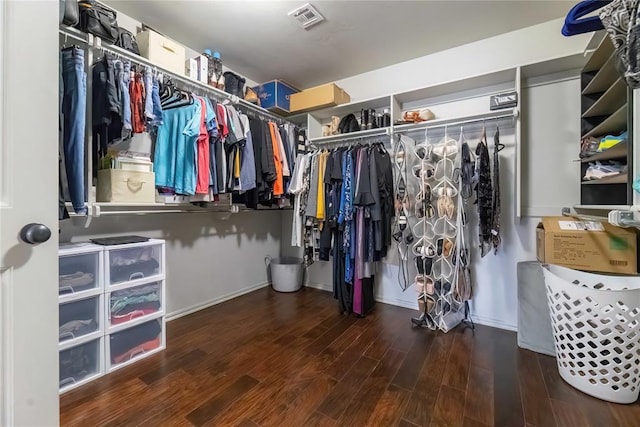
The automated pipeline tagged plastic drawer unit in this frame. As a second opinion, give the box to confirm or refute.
[59,294,104,345]
[104,240,165,287]
[58,243,104,299]
[107,317,165,372]
[106,280,165,332]
[59,337,104,393]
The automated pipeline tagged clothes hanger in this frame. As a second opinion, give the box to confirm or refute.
[562,0,611,36]
[495,126,505,152]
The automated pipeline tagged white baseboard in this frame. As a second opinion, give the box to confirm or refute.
[306,282,518,332]
[305,282,332,292]
[166,281,270,322]
[468,313,518,331]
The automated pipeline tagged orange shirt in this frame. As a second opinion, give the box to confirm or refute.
[269,122,284,196]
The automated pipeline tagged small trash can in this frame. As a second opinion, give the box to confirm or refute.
[265,256,304,292]
[542,264,640,404]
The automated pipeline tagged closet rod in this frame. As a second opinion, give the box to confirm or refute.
[313,132,391,147]
[395,108,518,134]
[94,44,290,125]
[562,209,640,228]
[58,27,88,44]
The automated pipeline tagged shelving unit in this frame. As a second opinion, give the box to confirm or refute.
[582,173,628,185]
[579,35,632,208]
[58,240,167,393]
[58,243,106,394]
[59,26,296,226]
[580,142,628,162]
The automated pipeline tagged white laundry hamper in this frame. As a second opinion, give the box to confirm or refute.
[542,264,640,404]
[265,256,304,292]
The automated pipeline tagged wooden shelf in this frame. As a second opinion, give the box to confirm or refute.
[582,78,627,118]
[583,35,614,73]
[582,53,620,95]
[580,142,628,162]
[582,173,628,185]
[310,127,390,144]
[583,104,627,138]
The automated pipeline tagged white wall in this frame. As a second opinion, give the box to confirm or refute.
[114,5,258,88]
[306,19,585,330]
[60,211,282,318]
[334,18,590,101]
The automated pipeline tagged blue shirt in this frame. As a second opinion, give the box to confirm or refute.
[154,101,201,195]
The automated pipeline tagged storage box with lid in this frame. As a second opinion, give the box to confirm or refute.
[104,239,165,287]
[536,216,638,274]
[59,243,104,298]
[136,30,186,75]
[289,83,351,113]
[253,80,299,114]
[97,169,156,204]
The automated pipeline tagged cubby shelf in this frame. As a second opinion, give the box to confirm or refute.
[582,173,628,185]
[582,78,627,118]
[582,53,619,95]
[583,104,628,138]
[580,142,628,163]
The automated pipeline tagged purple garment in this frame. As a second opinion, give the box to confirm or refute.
[353,148,365,315]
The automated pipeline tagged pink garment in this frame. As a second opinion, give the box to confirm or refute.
[195,97,210,194]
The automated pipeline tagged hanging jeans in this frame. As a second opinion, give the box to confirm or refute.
[151,76,163,127]
[61,47,87,215]
[115,60,132,136]
[143,66,154,121]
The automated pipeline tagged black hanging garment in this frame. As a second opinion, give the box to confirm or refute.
[491,127,503,253]
[475,130,492,257]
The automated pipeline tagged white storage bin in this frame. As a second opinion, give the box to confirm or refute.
[97,169,156,204]
[136,30,186,75]
[108,317,165,372]
[543,264,640,404]
[107,281,164,331]
[59,337,104,393]
[59,295,103,345]
[105,240,165,286]
[59,243,103,298]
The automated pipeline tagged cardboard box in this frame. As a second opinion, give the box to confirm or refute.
[289,83,351,113]
[253,80,299,114]
[137,30,186,75]
[97,169,156,204]
[194,55,208,83]
[536,216,637,274]
[185,58,198,80]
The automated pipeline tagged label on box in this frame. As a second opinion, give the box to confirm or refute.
[558,221,604,231]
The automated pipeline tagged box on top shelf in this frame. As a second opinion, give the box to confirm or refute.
[289,83,351,113]
[136,30,186,75]
[253,80,300,114]
[536,216,638,275]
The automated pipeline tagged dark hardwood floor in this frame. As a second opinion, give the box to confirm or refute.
[60,287,640,427]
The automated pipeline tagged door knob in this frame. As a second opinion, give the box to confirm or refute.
[20,223,51,245]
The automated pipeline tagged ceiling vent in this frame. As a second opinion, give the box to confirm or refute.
[289,3,325,30]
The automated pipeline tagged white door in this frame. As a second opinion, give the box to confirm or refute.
[0,0,60,425]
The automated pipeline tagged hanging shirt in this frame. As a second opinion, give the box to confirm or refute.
[316,152,328,220]
[305,153,319,218]
[154,101,201,195]
[239,114,256,192]
[195,97,210,194]
[269,122,285,196]
[289,153,308,247]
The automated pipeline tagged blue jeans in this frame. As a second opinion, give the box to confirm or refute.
[115,60,132,135]
[143,66,154,120]
[151,76,163,126]
[61,47,87,215]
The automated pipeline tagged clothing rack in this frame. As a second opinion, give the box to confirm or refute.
[58,27,291,126]
[395,108,518,134]
[59,26,295,226]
